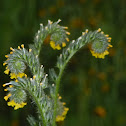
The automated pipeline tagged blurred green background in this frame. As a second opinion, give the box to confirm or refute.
[1,0,126,126]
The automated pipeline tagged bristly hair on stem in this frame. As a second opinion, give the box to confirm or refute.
[3,19,112,126]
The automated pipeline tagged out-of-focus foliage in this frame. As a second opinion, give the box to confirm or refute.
[1,0,126,126]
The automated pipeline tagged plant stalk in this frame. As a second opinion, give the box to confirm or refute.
[52,51,75,126]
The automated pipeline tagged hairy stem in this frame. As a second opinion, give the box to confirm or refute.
[27,88,47,126]
[52,51,76,126]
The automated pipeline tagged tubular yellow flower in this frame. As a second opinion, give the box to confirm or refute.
[33,75,36,79]
[4,93,12,101]
[56,107,69,122]
[5,55,9,58]
[62,42,66,47]
[50,41,56,49]
[24,74,27,78]
[10,51,13,54]
[4,69,10,75]
[105,34,109,37]
[66,32,70,35]
[9,85,13,88]
[55,44,61,50]
[50,41,62,50]
[18,46,21,50]
[4,89,8,91]
[56,115,65,122]
[3,84,6,87]
[10,73,17,79]
[15,79,18,82]
[21,44,24,48]
[10,47,15,51]
[63,26,68,29]
[3,62,7,66]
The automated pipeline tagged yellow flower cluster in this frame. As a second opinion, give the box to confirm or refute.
[7,100,27,110]
[10,73,27,79]
[3,45,27,110]
[90,50,109,59]
[90,28,113,59]
[56,107,69,122]
[50,41,66,50]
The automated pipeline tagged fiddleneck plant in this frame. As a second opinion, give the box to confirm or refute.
[3,19,112,126]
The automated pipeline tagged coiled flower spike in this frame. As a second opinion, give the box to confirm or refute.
[3,81,27,110]
[89,28,113,59]
[48,19,70,50]
[3,45,28,110]
[56,95,69,122]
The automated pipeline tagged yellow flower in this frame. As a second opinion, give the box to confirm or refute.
[4,89,8,91]
[21,44,24,48]
[66,32,70,35]
[50,41,56,49]
[3,84,6,87]
[8,100,27,110]
[10,73,17,79]
[4,93,12,101]
[8,100,16,107]
[14,102,27,110]
[62,42,66,47]
[10,72,25,79]
[56,107,69,122]
[18,46,21,50]
[5,55,9,58]
[3,62,7,66]
[55,44,61,50]
[4,69,10,75]
[50,41,62,50]
[9,85,13,88]
[15,79,18,82]
[17,73,25,78]
[56,116,65,122]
